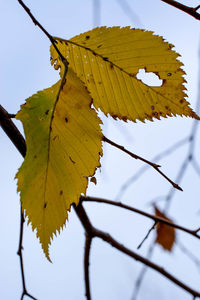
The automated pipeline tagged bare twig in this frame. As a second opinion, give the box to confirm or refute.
[177,241,200,271]
[84,233,92,300]
[75,202,200,299]
[115,136,189,201]
[92,0,101,27]
[137,154,190,250]
[137,223,156,250]
[81,196,200,240]
[17,0,68,69]
[115,0,143,26]
[17,207,37,300]
[161,0,200,20]
[0,106,37,299]
[131,40,200,299]
[132,242,155,300]
[103,135,183,191]
[2,101,200,299]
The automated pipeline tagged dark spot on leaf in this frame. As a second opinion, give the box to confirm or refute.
[129,73,134,77]
[50,56,53,60]
[60,190,63,195]
[152,112,158,116]
[53,135,58,141]
[110,63,114,69]
[44,203,47,209]
[145,113,152,119]
[34,155,37,159]
[45,110,49,115]
[98,81,102,85]
[179,99,184,104]
[151,106,155,110]
[167,73,172,76]
[65,41,68,45]
[97,44,102,48]
[69,156,75,164]
[65,117,68,123]
[103,57,108,61]
[165,106,169,110]
[86,35,90,40]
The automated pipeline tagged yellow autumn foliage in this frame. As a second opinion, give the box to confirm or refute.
[16,27,199,260]
[16,68,102,260]
[51,27,199,122]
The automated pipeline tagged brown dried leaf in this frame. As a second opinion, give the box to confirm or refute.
[155,207,176,251]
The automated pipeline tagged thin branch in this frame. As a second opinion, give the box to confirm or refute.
[1,107,36,299]
[161,0,200,20]
[2,103,200,300]
[137,223,156,250]
[103,135,183,191]
[137,155,190,250]
[7,113,16,118]
[75,203,200,299]
[115,0,143,26]
[17,207,37,300]
[92,0,101,27]
[96,230,200,297]
[164,156,189,212]
[132,40,200,299]
[17,208,26,292]
[81,196,200,240]
[17,0,68,69]
[191,158,200,177]
[177,241,200,271]
[115,136,189,201]
[132,242,155,300]
[84,233,92,300]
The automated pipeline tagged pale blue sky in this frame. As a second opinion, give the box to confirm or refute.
[0,1,200,299]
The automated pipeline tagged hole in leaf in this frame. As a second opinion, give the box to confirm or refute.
[136,69,163,87]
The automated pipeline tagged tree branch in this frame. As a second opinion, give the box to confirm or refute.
[115,136,189,201]
[84,233,92,300]
[17,206,37,300]
[81,196,200,240]
[75,202,200,299]
[161,0,200,20]
[1,103,200,299]
[0,106,37,299]
[103,135,183,191]
[0,105,26,157]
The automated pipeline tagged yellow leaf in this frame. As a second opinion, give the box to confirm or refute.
[50,27,199,122]
[16,68,103,260]
[155,207,176,251]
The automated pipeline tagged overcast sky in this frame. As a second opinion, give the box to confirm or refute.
[1,1,200,300]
